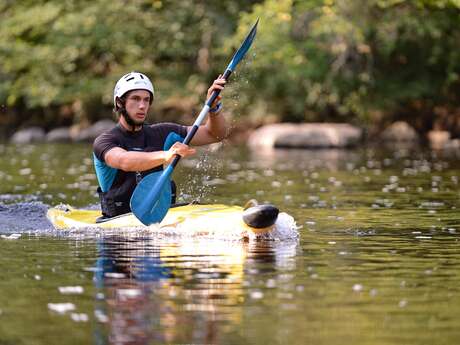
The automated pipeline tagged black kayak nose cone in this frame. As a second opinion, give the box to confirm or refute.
[242,204,279,228]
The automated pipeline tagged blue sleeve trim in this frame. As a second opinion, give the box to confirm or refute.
[163,132,184,151]
[93,153,118,192]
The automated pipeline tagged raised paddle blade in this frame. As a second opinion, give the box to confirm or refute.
[130,168,172,225]
[227,18,259,71]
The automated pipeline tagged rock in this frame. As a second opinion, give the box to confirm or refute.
[46,127,72,142]
[381,121,419,142]
[248,123,362,149]
[10,127,45,144]
[74,119,116,142]
[428,130,450,150]
[428,131,460,151]
[445,139,460,150]
[444,139,460,151]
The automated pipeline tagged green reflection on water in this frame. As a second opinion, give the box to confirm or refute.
[0,237,98,344]
[0,143,459,345]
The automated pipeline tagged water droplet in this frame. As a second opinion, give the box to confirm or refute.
[58,286,84,294]
[399,300,408,308]
[70,313,88,322]
[250,290,264,299]
[48,303,75,314]
[95,310,108,323]
[352,284,363,292]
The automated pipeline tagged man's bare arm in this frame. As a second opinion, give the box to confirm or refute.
[104,143,196,172]
[189,113,227,146]
[189,76,228,146]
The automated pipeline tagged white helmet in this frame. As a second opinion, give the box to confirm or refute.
[113,71,154,108]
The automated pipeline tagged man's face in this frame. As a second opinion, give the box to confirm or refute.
[124,90,151,125]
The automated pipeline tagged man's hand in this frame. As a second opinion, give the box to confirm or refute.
[207,75,226,109]
[164,142,196,164]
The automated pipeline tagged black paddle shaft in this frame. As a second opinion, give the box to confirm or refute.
[169,69,232,169]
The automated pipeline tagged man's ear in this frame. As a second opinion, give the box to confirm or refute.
[115,97,123,110]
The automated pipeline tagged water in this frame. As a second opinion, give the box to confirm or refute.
[0,143,459,344]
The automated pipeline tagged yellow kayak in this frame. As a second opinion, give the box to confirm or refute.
[47,203,283,236]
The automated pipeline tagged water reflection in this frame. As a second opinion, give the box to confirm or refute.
[94,236,299,344]
[1,143,460,344]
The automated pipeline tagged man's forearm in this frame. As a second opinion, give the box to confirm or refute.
[207,113,228,141]
[112,150,167,172]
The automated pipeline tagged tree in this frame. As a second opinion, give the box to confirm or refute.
[231,0,460,133]
[1,0,459,136]
[0,0,261,129]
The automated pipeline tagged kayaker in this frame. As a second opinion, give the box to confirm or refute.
[93,71,226,220]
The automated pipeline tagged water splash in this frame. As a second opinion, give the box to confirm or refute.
[0,201,53,234]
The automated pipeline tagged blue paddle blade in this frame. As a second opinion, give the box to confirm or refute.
[227,18,259,71]
[130,168,173,225]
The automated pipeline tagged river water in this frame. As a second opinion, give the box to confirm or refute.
[0,143,459,344]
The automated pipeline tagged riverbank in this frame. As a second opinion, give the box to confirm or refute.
[4,120,460,152]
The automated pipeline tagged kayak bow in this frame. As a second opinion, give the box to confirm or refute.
[47,203,280,236]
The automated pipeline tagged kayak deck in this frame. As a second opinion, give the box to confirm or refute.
[47,204,277,235]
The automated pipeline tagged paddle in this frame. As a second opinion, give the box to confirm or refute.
[130,19,259,225]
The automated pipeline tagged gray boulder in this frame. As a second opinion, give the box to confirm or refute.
[46,127,72,142]
[381,121,419,142]
[445,139,460,150]
[10,127,45,144]
[75,119,116,142]
[248,123,362,149]
[428,130,460,150]
[428,130,450,149]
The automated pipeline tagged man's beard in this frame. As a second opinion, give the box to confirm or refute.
[122,109,144,127]
[129,114,145,126]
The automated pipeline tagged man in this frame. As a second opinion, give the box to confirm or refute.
[93,71,227,220]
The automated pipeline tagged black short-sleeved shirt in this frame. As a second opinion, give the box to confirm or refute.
[93,123,188,192]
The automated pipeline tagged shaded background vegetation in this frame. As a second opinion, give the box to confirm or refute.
[0,0,459,138]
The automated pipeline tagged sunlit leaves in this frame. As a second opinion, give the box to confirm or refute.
[0,0,458,127]
[231,0,460,123]
[0,1,254,108]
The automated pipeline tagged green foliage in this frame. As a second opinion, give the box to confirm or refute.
[0,0,259,126]
[233,0,460,127]
[0,0,459,133]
